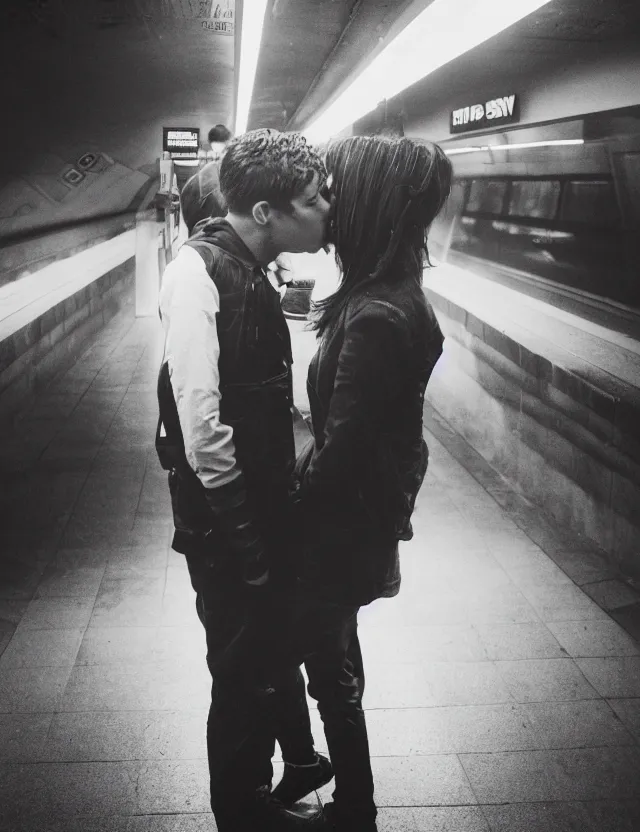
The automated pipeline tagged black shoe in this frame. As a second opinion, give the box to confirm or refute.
[215,786,328,831]
[322,801,378,832]
[272,753,334,806]
[259,787,328,831]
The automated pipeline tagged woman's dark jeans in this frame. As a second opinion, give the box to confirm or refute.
[290,595,377,827]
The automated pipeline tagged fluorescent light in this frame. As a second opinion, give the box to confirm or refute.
[492,139,584,151]
[235,0,269,135]
[303,0,554,142]
[445,139,585,155]
[444,146,487,156]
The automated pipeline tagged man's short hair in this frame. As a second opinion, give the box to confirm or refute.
[208,124,232,144]
[219,128,327,215]
[180,163,226,235]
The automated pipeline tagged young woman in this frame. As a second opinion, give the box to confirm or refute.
[292,135,452,832]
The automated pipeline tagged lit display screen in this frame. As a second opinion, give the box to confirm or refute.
[162,128,200,159]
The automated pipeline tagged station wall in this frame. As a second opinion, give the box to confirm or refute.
[425,278,640,582]
[0,5,235,418]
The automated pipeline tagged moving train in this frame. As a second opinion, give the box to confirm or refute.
[283,105,640,330]
[429,104,640,328]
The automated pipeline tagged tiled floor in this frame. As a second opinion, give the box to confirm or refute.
[1,310,640,831]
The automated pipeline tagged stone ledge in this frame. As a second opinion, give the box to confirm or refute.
[0,263,135,423]
[0,261,133,379]
[428,289,639,431]
[423,403,640,643]
[427,288,640,468]
[0,215,136,288]
[425,294,640,579]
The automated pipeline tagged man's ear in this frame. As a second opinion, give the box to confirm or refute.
[252,201,271,226]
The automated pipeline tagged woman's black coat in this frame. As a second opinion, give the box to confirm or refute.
[297,281,444,606]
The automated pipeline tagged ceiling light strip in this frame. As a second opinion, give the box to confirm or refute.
[235,0,269,135]
[303,0,554,142]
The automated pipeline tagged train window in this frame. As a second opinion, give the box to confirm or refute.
[559,180,619,226]
[617,152,640,225]
[465,179,507,214]
[507,180,560,220]
[448,181,467,215]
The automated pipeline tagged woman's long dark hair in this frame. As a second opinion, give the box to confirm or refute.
[310,135,452,336]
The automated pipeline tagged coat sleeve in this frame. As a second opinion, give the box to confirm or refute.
[160,247,267,575]
[303,301,407,503]
[161,248,241,490]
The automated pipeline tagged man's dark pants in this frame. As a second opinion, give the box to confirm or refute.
[184,527,315,820]
[183,488,377,829]
[186,554,377,827]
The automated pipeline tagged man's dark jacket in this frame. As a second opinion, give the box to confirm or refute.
[157,220,295,557]
[296,281,444,607]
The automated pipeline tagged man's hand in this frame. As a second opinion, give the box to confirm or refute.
[204,474,270,588]
[243,551,269,586]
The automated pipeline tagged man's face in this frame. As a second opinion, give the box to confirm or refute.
[270,172,330,255]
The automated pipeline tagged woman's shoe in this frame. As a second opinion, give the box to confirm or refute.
[214,786,328,831]
[322,801,378,831]
[272,753,334,806]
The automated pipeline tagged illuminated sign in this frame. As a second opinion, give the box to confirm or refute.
[450,94,519,134]
[162,128,200,160]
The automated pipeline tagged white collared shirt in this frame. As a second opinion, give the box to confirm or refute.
[159,245,241,490]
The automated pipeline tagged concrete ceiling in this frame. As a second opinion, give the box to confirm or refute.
[255,0,640,133]
[1,0,236,175]
[5,0,638,167]
[2,0,639,240]
[248,0,423,130]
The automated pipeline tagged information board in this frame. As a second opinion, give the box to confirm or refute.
[162,128,200,160]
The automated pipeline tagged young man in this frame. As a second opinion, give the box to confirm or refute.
[156,129,331,832]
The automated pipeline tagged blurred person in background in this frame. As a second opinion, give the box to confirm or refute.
[180,123,233,239]
[207,123,232,162]
[180,160,227,237]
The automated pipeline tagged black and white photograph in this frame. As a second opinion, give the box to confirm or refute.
[1,1,640,830]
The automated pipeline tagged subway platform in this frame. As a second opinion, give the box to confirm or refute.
[1,309,640,832]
